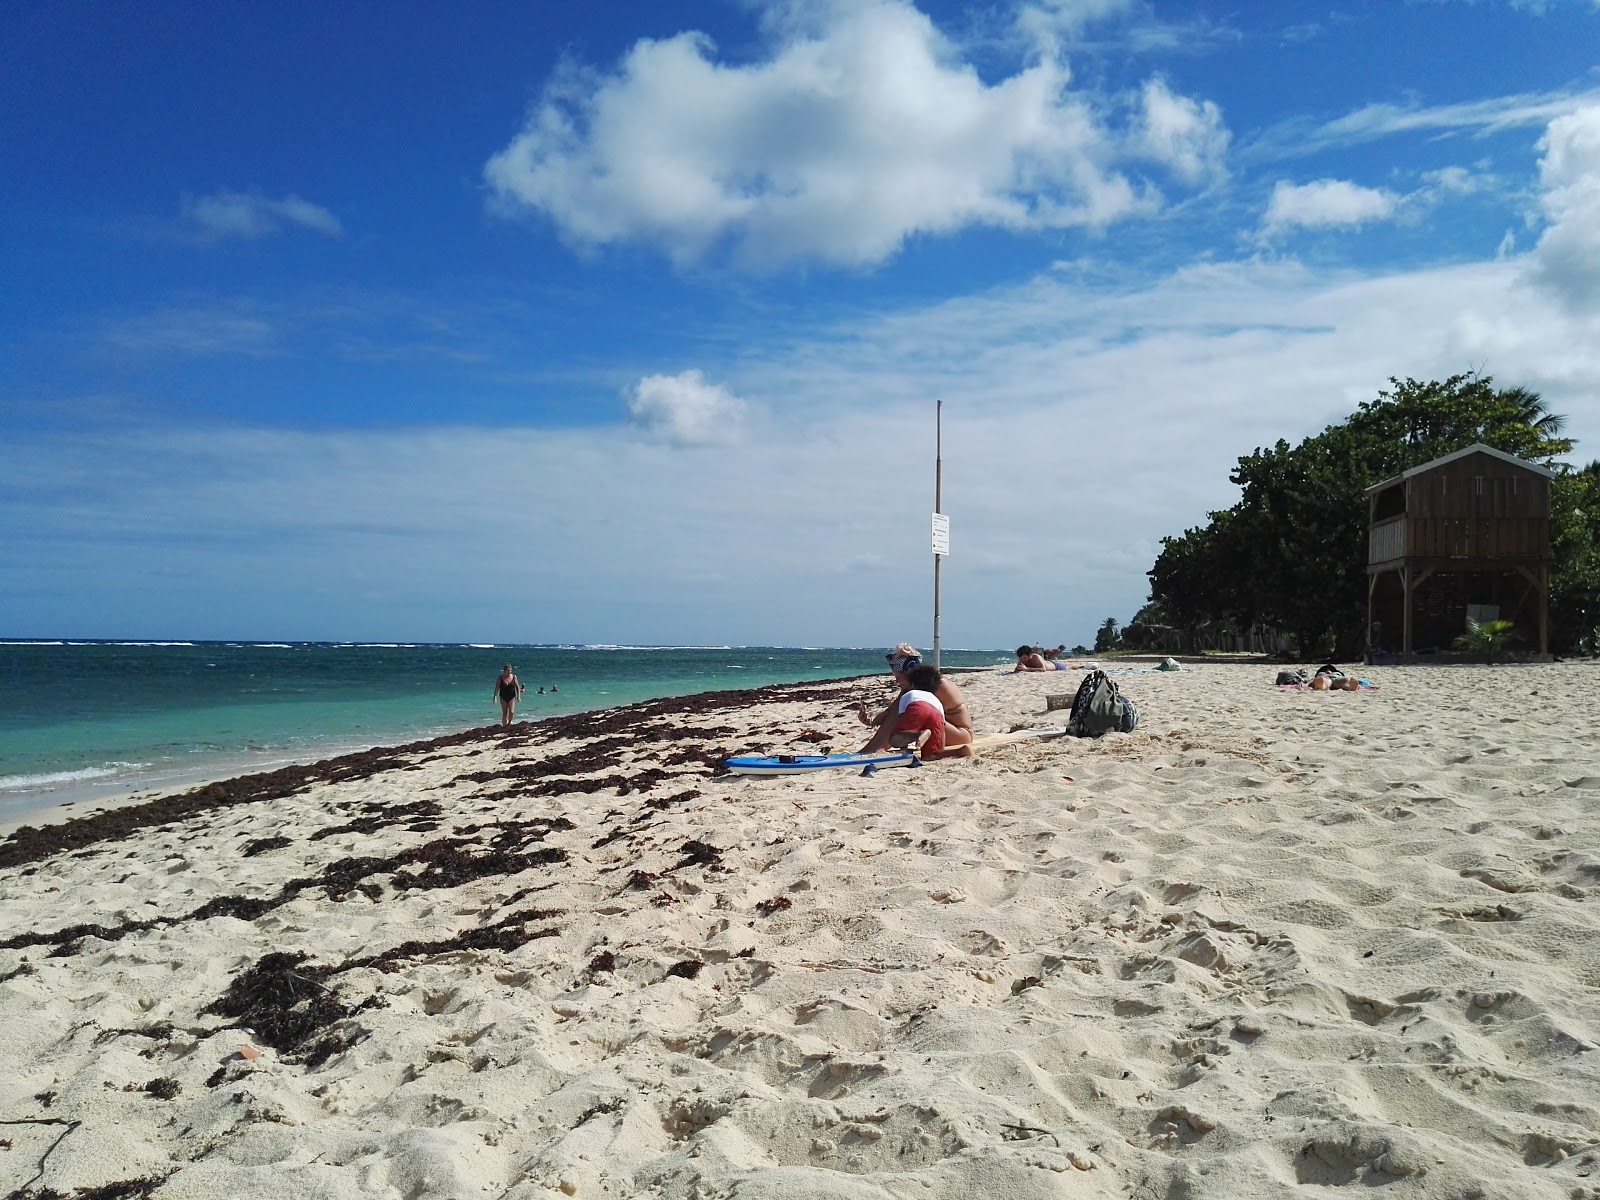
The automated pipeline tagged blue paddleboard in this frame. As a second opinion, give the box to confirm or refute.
[725,751,918,776]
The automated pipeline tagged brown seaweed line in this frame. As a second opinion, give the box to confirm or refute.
[2,820,573,957]
[0,676,875,870]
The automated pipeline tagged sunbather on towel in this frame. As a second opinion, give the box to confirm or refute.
[1014,645,1068,671]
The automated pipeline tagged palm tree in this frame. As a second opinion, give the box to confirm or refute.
[1498,385,1567,437]
[1453,615,1519,663]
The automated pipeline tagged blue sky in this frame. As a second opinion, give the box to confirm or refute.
[4,0,1600,646]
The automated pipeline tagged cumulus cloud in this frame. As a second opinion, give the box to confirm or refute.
[1133,78,1229,183]
[182,190,345,241]
[1260,178,1398,236]
[1525,104,1600,310]
[626,369,748,446]
[484,0,1229,268]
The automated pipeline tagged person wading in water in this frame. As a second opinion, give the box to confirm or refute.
[493,664,524,727]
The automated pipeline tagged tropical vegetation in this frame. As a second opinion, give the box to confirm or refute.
[1099,373,1600,659]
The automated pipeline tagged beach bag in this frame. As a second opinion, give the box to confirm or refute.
[1276,668,1308,686]
[1067,669,1135,738]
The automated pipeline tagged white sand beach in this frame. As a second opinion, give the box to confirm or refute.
[2,663,1598,1199]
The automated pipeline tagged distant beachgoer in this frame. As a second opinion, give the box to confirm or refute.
[858,665,973,760]
[493,664,524,726]
[537,686,545,694]
[550,685,558,693]
[1014,645,1067,672]
[857,645,972,735]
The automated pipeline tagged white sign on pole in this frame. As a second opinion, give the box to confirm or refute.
[931,512,950,556]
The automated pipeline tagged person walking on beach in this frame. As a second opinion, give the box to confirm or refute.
[493,664,524,727]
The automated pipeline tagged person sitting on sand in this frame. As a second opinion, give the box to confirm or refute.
[858,645,972,736]
[1014,645,1067,672]
[492,664,523,727]
[858,664,973,761]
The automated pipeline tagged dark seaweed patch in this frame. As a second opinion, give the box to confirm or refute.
[124,1078,180,1100]
[586,949,616,980]
[665,960,704,980]
[309,799,444,841]
[754,896,793,916]
[7,823,571,957]
[16,1178,169,1200]
[92,1023,175,1048]
[574,1097,624,1127]
[390,841,565,892]
[674,840,724,870]
[203,952,350,1058]
[201,906,563,1065]
[339,907,562,974]
[645,789,702,811]
[526,767,672,797]
[240,836,292,858]
[591,825,634,850]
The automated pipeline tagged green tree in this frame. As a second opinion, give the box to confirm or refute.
[1550,462,1600,654]
[1453,616,1520,663]
[1148,374,1577,658]
[1093,618,1120,653]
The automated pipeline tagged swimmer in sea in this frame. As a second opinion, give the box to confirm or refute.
[493,664,524,727]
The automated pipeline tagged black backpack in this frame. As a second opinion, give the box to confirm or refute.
[1066,669,1138,738]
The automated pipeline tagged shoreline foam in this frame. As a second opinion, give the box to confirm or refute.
[3,664,1598,1198]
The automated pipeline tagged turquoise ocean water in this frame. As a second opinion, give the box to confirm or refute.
[0,642,1006,823]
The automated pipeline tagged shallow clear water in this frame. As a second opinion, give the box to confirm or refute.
[0,641,1005,820]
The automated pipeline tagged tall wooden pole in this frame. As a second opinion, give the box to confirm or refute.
[933,399,943,671]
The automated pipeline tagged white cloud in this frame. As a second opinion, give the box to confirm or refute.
[104,309,277,357]
[1133,78,1229,183]
[1525,104,1600,310]
[182,190,345,241]
[1015,0,1135,49]
[484,0,1231,268]
[626,369,749,446]
[1251,86,1600,160]
[1260,178,1398,236]
[13,249,1598,646]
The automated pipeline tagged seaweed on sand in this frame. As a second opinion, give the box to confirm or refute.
[0,676,872,870]
[674,840,724,870]
[5,821,572,957]
[309,799,444,841]
[240,836,292,858]
[203,906,563,1065]
[203,951,356,1063]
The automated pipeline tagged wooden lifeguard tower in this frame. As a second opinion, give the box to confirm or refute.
[1366,443,1553,659]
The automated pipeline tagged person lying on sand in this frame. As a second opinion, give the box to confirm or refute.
[1014,645,1067,672]
[858,645,973,735]
[858,664,973,761]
